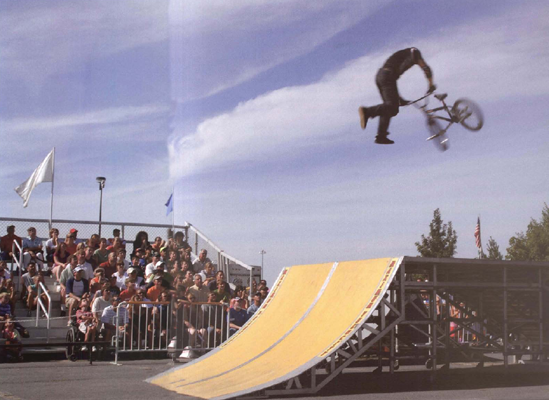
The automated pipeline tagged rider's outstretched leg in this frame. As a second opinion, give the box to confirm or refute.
[359,69,399,144]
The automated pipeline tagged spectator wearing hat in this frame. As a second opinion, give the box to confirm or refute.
[65,266,90,322]
[193,249,212,273]
[68,228,83,245]
[126,267,145,288]
[93,238,110,266]
[228,297,249,336]
[22,227,45,272]
[0,225,22,261]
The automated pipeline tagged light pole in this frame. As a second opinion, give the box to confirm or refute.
[259,249,266,269]
[96,177,106,237]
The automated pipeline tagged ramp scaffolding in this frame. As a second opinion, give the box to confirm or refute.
[149,257,549,399]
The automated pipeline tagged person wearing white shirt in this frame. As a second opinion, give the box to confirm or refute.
[76,251,94,281]
[113,263,129,290]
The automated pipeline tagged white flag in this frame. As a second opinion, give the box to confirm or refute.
[14,149,54,207]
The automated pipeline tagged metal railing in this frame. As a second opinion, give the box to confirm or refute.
[113,300,230,363]
[35,281,52,342]
[11,240,24,293]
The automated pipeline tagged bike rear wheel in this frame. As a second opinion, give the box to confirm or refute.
[452,98,483,131]
[426,118,449,152]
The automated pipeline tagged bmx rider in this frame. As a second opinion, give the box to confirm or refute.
[359,47,436,144]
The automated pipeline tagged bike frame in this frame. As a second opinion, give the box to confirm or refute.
[409,93,462,139]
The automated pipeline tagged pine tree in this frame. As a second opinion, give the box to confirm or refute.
[506,204,549,261]
[486,236,503,260]
[415,208,458,258]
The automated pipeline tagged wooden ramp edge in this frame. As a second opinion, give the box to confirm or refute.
[148,257,402,400]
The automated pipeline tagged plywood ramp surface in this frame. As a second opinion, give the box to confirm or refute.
[149,257,402,400]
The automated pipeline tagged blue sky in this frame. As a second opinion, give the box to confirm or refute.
[1,0,548,285]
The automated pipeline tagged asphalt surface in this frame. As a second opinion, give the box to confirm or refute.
[1,359,549,400]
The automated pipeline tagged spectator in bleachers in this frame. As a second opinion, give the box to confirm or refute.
[132,231,150,256]
[234,285,249,309]
[145,253,161,281]
[0,279,16,316]
[89,268,108,296]
[65,266,90,322]
[181,292,205,347]
[117,248,130,270]
[151,236,165,253]
[181,248,193,269]
[213,282,231,304]
[100,295,128,343]
[52,241,69,282]
[119,281,138,302]
[93,238,110,266]
[108,229,126,249]
[188,274,210,303]
[76,250,94,281]
[208,271,229,293]
[180,270,195,291]
[259,286,269,301]
[257,279,268,291]
[198,262,216,287]
[2,317,23,362]
[20,261,38,303]
[75,297,98,351]
[201,292,225,347]
[0,260,11,282]
[126,267,145,289]
[99,252,118,279]
[173,231,191,252]
[113,262,129,291]
[0,225,22,262]
[151,291,171,344]
[91,287,112,319]
[107,237,124,254]
[83,246,97,270]
[26,273,49,317]
[45,228,59,267]
[68,228,81,243]
[22,227,45,272]
[193,249,211,273]
[228,297,249,337]
[64,232,78,256]
[147,275,165,301]
[87,233,101,251]
[247,292,262,317]
[166,250,178,271]
[170,259,182,277]
[172,275,187,299]
[58,255,78,316]
[181,259,193,276]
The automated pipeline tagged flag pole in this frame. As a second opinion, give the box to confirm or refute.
[171,185,175,232]
[49,147,56,230]
[477,215,483,259]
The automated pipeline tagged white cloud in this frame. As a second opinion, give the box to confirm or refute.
[168,4,549,179]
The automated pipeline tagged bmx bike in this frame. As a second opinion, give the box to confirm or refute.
[405,91,484,151]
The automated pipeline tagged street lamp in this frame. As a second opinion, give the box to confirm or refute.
[96,177,106,237]
[259,249,266,269]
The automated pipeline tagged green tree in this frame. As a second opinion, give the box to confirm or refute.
[415,208,458,258]
[506,204,549,261]
[486,236,503,260]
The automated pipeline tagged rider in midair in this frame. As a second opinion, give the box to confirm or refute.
[359,47,436,144]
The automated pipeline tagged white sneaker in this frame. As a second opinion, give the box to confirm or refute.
[81,346,88,351]
[92,346,97,352]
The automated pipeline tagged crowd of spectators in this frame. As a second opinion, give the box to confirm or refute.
[0,225,268,356]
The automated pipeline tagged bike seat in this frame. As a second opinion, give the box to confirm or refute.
[435,93,448,101]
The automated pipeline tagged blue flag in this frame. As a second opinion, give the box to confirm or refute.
[165,193,173,216]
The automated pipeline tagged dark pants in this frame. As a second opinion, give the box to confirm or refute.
[367,69,400,136]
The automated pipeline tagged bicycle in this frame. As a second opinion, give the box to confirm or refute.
[404,91,484,151]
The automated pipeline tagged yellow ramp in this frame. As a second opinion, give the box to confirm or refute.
[148,257,402,400]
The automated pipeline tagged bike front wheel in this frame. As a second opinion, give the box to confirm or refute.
[426,118,449,152]
[452,98,484,131]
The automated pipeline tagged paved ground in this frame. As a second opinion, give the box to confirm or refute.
[1,359,549,400]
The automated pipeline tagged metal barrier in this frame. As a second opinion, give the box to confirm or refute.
[11,241,24,293]
[113,300,229,363]
[36,282,52,342]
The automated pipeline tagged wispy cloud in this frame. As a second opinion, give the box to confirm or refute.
[1,104,169,134]
[169,4,549,179]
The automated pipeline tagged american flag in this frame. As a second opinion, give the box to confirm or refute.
[474,217,482,249]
